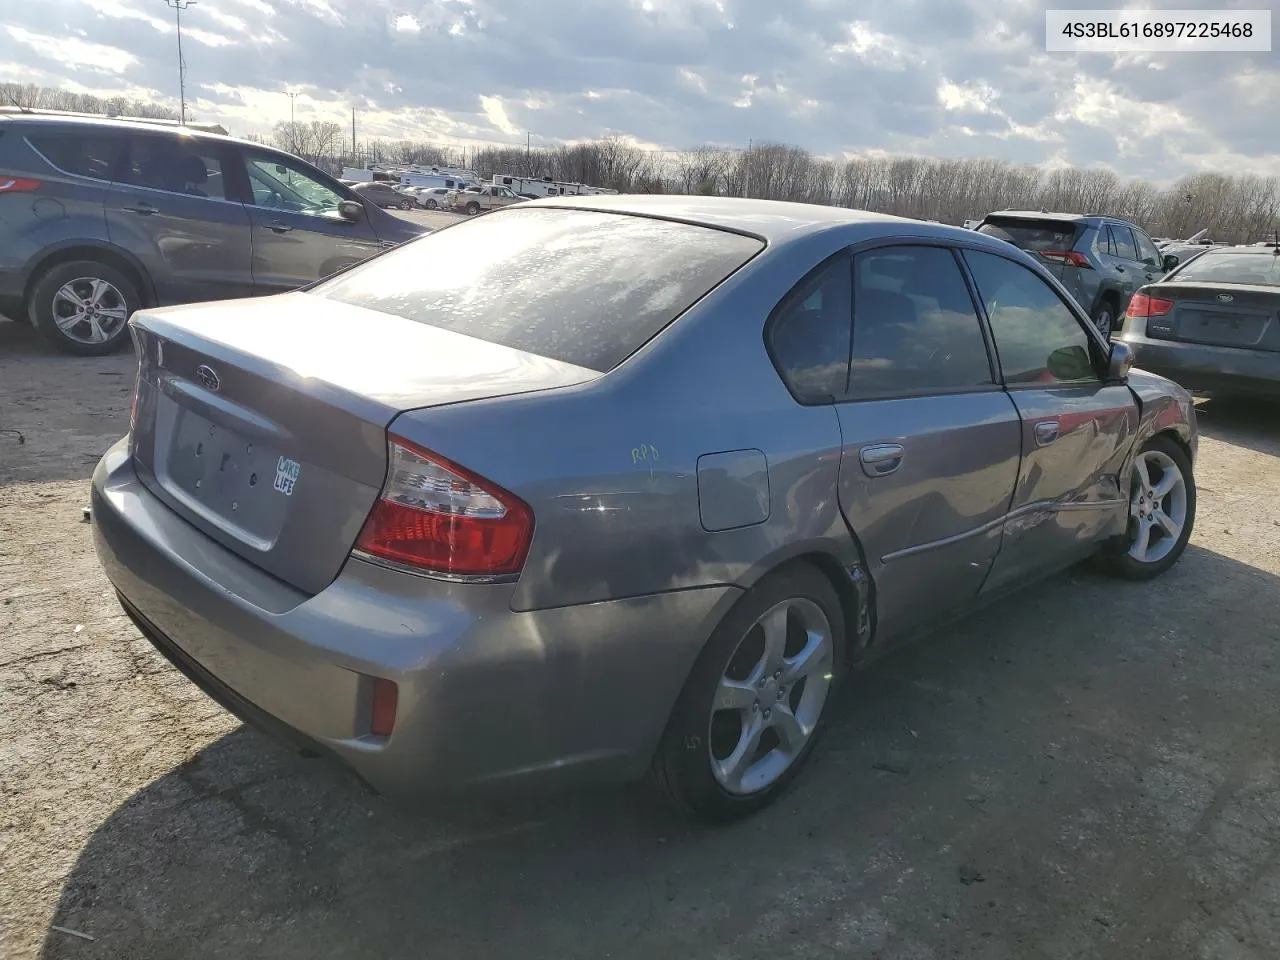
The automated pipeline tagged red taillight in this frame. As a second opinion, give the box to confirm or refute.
[1040,250,1092,268]
[0,177,41,194]
[370,677,398,737]
[1126,292,1174,318]
[353,435,534,577]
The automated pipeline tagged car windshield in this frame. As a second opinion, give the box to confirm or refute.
[312,207,764,371]
[1172,252,1280,286]
[977,218,1079,252]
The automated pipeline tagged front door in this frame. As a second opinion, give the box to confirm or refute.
[834,244,1022,638]
[110,133,254,304]
[961,249,1139,593]
[238,147,383,295]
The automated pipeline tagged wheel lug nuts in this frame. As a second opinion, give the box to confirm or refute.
[774,670,781,679]
[776,688,784,699]
[752,702,759,712]
[763,709,771,719]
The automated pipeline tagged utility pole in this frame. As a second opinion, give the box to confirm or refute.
[163,0,196,124]
[286,91,298,125]
[351,107,356,165]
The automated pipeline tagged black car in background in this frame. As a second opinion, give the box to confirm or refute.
[1117,245,1280,398]
[0,111,426,355]
[350,180,416,210]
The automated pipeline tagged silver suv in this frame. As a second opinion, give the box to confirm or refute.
[976,211,1176,339]
[0,111,427,355]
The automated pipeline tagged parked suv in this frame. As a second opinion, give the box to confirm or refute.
[975,211,1176,339]
[0,111,427,355]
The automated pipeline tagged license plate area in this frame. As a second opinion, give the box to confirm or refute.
[163,405,288,544]
[1181,309,1266,348]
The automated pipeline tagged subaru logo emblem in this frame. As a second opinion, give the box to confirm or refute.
[1217,294,1234,303]
[195,364,221,393]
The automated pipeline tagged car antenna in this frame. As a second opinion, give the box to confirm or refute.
[0,87,33,113]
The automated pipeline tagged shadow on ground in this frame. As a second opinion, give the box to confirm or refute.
[39,544,1280,960]
[1195,395,1280,457]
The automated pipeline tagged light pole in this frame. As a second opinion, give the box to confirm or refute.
[286,91,298,125]
[162,0,196,124]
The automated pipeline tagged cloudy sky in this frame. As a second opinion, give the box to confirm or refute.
[3,0,1278,180]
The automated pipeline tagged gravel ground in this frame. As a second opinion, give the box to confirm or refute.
[2,314,1280,960]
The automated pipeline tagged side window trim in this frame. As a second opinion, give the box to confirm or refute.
[114,133,242,206]
[762,249,853,405]
[958,246,1108,389]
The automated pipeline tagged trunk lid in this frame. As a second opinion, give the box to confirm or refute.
[976,216,1085,281]
[129,292,600,595]
[1141,282,1280,352]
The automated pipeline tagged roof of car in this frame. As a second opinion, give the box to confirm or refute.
[984,210,1094,222]
[1187,245,1280,255]
[522,194,972,245]
[0,109,266,152]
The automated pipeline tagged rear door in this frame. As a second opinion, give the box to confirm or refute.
[962,249,1138,593]
[832,244,1022,638]
[1101,222,1144,302]
[237,146,384,294]
[14,126,122,256]
[109,132,254,305]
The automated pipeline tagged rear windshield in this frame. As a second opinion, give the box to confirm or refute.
[313,208,764,372]
[1171,252,1280,287]
[977,218,1080,253]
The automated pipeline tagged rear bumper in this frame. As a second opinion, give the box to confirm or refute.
[1118,332,1280,397]
[92,437,738,799]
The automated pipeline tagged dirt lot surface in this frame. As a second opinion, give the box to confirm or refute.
[3,316,1280,960]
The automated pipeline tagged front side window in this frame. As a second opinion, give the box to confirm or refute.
[27,132,124,181]
[767,255,852,402]
[315,207,763,372]
[244,149,343,218]
[119,134,227,200]
[851,245,993,395]
[1134,230,1162,267]
[964,250,1098,385]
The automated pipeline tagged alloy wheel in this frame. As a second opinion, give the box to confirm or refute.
[1128,448,1188,563]
[51,278,128,345]
[709,598,834,795]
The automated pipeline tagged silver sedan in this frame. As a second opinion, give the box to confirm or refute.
[92,196,1198,820]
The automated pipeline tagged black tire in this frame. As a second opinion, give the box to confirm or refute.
[1092,301,1116,340]
[1097,434,1195,581]
[651,563,846,822]
[28,259,140,357]
[425,199,438,210]
[465,201,481,216]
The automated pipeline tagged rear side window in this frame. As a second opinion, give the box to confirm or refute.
[27,133,122,180]
[119,134,228,200]
[314,208,764,372]
[1108,225,1138,261]
[767,254,852,402]
[851,246,993,394]
[977,218,1079,253]
[964,250,1098,385]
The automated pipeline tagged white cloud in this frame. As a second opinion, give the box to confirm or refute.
[5,26,138,75]
[479,95,519,135]
[393,14,422,33]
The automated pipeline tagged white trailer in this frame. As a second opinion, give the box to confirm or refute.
[490,174,618,198]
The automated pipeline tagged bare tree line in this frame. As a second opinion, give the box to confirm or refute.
[5,79,1277,243]
[0,81,181,122]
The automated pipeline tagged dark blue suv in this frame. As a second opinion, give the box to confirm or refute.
[0,111,427,355]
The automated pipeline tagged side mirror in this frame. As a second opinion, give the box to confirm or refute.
[1162,253,1179,272]
[1046,345,1096,381]
[338,200,365,223]
[1106,341,1135,382]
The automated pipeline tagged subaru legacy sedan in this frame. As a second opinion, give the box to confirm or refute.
[92,196,1198,821]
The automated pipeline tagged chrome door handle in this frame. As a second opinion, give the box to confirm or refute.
[268,221,293,234]
[859,443,905,477]
[124,203,157,216]
[1034,420,1060,446]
